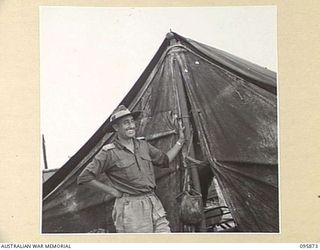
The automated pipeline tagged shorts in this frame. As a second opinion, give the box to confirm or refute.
[112,192,171,233]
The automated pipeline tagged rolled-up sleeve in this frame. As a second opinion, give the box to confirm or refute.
[147,142,169,168]
[77,148,110,185]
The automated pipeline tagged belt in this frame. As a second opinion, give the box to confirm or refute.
[121,190,155,198]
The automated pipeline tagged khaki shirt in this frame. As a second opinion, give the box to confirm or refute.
[77,138,169,195]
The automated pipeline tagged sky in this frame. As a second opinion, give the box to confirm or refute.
[40,6,277,170]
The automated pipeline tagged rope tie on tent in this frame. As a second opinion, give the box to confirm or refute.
[182,127,193,193]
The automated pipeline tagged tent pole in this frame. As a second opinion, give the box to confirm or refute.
[42,134,49,170]
[171,50,206,231]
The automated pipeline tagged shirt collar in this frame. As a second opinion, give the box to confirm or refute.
[113,136,139,151]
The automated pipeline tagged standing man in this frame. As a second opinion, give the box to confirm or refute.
[77,105,185,233]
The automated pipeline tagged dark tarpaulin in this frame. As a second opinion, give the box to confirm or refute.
[42,32,278,233]
[173,39,278,231]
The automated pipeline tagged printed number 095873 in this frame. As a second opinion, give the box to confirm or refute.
[300,244,319,248]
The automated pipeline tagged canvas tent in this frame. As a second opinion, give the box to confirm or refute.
[42,32,278,233]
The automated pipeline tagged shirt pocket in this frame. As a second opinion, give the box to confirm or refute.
[114,158,139,182]
[140,154,155,180]
[140,153,152,168]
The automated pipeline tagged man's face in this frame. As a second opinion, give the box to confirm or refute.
[113,115,136,140]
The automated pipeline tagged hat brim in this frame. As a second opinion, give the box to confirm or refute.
[105,110,142,133]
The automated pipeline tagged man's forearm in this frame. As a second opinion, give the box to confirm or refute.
[166,140,184,162]
[85,179,122,198]
[166,121,186,162]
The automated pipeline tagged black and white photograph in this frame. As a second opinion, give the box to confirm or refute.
[40,6,278,234]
